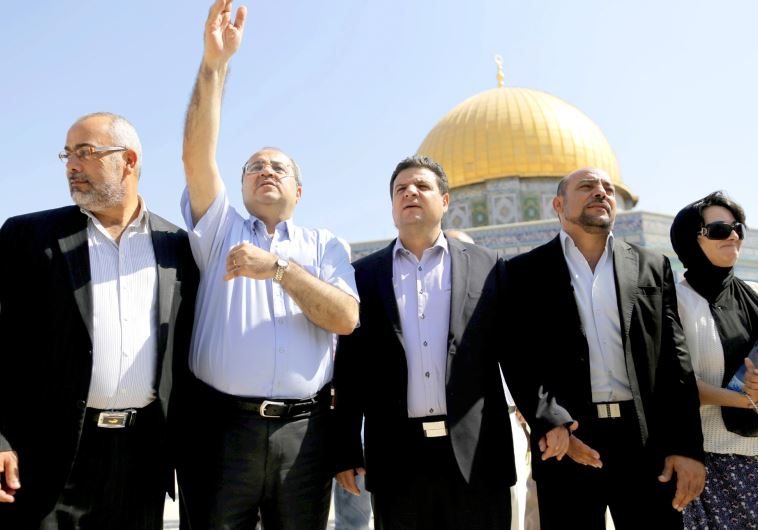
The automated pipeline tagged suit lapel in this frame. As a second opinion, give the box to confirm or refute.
[148,215,178,358]
[446,239,469,383]
[148,214,182,411]
[376,242,404,346]
[448,239,469,349]
[613,239,639,340]
[58,212,93,342]
[612,239,648,441]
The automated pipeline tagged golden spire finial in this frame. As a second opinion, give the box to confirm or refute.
[495,54,504,88]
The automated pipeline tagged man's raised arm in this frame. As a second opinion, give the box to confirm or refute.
[183,0,247,224]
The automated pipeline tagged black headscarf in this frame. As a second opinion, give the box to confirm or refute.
[670,191,758,436]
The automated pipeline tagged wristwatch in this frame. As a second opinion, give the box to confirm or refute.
[274,257,289,283]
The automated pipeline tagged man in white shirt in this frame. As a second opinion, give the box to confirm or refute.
[505,168,706,530]
[0,112,197,529]
[175,1,359,528]
[333,156,516,529]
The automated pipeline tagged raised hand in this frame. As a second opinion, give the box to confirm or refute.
[204,0,247,68]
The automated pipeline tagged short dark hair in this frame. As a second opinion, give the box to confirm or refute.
[692,190,746,225]
[556,175,570,197]
[389,155,449,197]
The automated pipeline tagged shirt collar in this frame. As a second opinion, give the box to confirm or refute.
[393,231,449,259]
[249,215,294,241]
[81,195,150,231]
[559,229,614,258]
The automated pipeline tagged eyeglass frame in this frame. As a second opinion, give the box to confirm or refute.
[698,221,746,241]
[241,160,297,181]
[58,145,128,163]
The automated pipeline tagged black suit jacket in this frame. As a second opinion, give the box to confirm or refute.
[0,205,197,520]
[333,238,516,492]
[504,235,704,479]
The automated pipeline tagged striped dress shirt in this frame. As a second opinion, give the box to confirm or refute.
[83,199,158,409]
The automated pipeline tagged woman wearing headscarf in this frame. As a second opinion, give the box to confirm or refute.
[670,191,758,529]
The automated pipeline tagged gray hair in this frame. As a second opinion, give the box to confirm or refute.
[75,112,143,178]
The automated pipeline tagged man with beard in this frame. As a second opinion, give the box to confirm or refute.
[0,112,197,529]
[504,167,705,530]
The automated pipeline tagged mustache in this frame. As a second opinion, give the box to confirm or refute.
[68,172,89,182]
[257,178,279,188]
[587,196,610,209]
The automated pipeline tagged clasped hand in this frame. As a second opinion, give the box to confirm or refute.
[224,243,278,281]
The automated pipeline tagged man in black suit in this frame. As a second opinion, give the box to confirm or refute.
[505,167,705,530]
[0,112,197,529]
[334,156,515,530]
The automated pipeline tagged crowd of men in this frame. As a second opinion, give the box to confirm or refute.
[0,1,710,529]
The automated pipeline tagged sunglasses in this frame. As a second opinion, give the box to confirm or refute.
[698,221,746,240]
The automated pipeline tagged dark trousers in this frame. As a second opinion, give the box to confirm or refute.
[535,403,682,530]
[177,385,333,530]
[37,400,166,530]
[371,432,511,530]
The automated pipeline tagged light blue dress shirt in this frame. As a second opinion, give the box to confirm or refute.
[392,234,451,418]
[181,187,359,399]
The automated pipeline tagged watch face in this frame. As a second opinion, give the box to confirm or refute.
[277,258,288,268]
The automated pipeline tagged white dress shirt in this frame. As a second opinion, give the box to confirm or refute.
[560,230,633,402]
[181,187,359,399]
[85,198,158,409]
[392,233,451,418]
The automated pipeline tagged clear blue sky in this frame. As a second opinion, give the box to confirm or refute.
[2,1,756,243]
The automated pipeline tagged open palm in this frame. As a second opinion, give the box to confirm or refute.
[204,0,247,66]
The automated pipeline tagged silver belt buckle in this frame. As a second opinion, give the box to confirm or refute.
[596,403,621,419]
[422,420,448,438]
[97,409,136,428]
[260,400,286,418]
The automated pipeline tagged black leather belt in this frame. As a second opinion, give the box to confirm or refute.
[198,379,331,420]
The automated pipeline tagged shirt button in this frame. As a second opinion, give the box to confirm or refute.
[420,313,425,319]
[423,341,428,346]
[429,408,434,414]
[425,371,430,378]
[418,266,422,271]
[419,289,424,295]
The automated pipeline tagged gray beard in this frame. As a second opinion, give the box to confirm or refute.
[70,178,125,212]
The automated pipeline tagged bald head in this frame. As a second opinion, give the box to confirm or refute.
[243,146,302,186]
[446,229,475,244]
[553,167,617,235]
[557,167,613,198]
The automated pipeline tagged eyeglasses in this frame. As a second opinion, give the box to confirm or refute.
[58,146,128,163]
[242,160,292,178]
[698,221,746,240]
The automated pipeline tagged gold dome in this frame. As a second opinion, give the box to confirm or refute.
[417,86,636,202]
